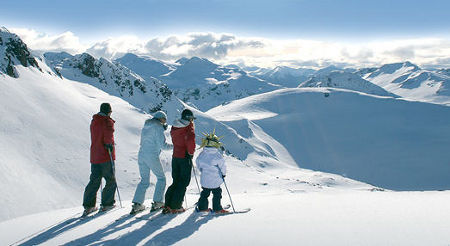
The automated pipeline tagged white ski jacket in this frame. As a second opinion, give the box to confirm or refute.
[138,118,172,159]
[196,147,227,189]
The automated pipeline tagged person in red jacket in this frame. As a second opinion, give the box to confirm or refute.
[163,109,196,213]
[82,103,117,216]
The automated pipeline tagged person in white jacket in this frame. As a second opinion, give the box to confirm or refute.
[196,131,228,213]
[131,111,172,214]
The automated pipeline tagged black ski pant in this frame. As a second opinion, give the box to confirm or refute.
[83,162,117,208]
[164,157,192,209]
[197,187,223,211]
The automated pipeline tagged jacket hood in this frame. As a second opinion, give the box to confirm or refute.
[92,113,115,122]
[172,119,190,128]
[146,117,167,130]
[202,147,220,154]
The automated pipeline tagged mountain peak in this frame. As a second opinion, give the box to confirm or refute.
[175,57,189,65]
[299,70,396,97]
[376,61,420,74]
[121,52,139,59]
[172,56,218,73]
[0,26,11,33]
[315,65,342,75]
[115,53,174,78]
[0,28,41,78]
[185,56,215,66]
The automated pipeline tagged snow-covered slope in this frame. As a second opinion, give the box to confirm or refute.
[363,62,450,105]
[0,62,153,221]
[299,70,397,97]
[116,55,280,111]
[207,88,450,190]
[44,52,174,113]
[4,189,450,246]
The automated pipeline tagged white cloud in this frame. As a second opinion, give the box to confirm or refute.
[225,38,450,68]
[8,28,450,68]
[10,28,87,54]
[86,36,145,59]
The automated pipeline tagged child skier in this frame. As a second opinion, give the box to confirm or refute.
[195,130,229,214]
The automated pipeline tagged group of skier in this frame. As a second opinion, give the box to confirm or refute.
[82,103,229,217]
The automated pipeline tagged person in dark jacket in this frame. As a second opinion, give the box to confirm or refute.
[163,109,196,214]
[82,103,117,216]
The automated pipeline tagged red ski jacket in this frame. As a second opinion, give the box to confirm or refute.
[90,113,115,164]
[171,119,195,158]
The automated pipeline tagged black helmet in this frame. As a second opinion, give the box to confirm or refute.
[181,109,196,120]
[100,103,112,114]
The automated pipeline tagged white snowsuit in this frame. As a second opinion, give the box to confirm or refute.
[132,118,172,204]
[196,147,226,189]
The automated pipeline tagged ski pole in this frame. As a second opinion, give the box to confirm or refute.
[108,149,123,208]
[189,157,201,194]
[216,166,235,213]
[100,180,103,203]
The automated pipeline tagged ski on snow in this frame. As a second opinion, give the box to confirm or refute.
[80,206,120,219]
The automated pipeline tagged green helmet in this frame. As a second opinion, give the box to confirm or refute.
[200,129,223,149]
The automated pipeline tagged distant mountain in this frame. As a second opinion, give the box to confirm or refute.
[362,62,450,104]
[116,55,280,111]
[436,68,450,77]
[162,57,219,88]
[299,70,396,97]
[44,52,173,112]
[248,66,316,87]
[115,53,174,78]
[0,27,41,78]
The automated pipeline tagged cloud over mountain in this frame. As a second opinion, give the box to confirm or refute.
[86,32,265,61]
[10,28,450,69]
[10,28,86,54]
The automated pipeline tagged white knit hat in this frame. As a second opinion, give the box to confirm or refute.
[153,111,167,120]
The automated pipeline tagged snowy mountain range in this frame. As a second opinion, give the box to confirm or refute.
[44,52,174,113]
[299,70,397,97]
[2,27,450,245]
[362,61,450,104]
[247,66,316,87]
[114,54,280,111]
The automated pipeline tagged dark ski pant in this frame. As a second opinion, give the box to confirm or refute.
[83,162,116,208]
[197,187,223,211]
[164,157,192,209]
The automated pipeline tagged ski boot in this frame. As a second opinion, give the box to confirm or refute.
[130,203,146,215]
[99,204,116,212]
[214,209,230,214]
[150,201,165,212]
[82,206,98,217]
[170,207,186,214]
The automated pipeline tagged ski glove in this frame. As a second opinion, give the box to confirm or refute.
[187,153,194,160]
[104,143,114,152]
[222,175,226,179]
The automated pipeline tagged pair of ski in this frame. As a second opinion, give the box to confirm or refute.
[133,207,180,221]
[196,205,251,217]
[80,206,119,219]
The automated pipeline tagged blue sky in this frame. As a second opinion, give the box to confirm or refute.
[1,0,449,68]
[2,0,449,41]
